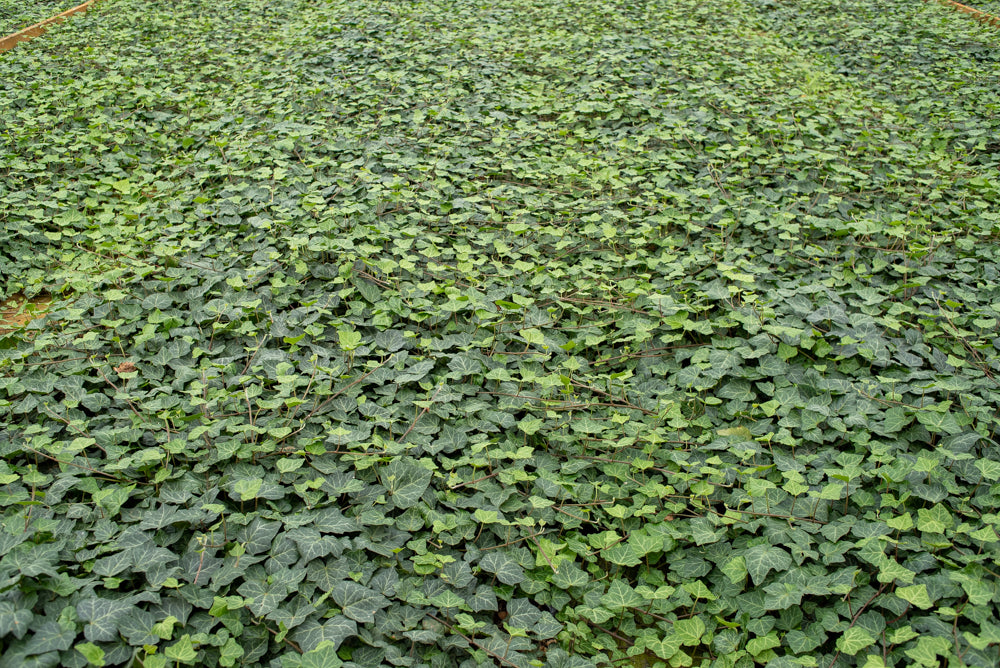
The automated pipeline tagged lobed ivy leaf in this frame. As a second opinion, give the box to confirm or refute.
[744,545,792,586]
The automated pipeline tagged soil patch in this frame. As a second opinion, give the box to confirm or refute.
[0,293,52,334]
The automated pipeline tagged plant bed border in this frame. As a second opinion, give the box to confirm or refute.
[0,0,100,53]
[930,0,1000,26]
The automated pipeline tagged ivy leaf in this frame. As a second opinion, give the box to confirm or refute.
[915,409,961,435]
[975,459,1000,481]
[332,581,390,623]
[447,353,483,377]
[764,581,804,610]
[896,584,934,610]
[300,644,344,668]
[836,627,876,655]
[293,616,358,653]
[0,602,32,639]
[646,634,683,660]
[517,416,544,435]
[916,505,953,533]
[468,585,498,612]
[379,459,432,508]
[218,637,244,667]
[880,407,911,433]
[552,564,589,589]
[164,635,198,664]
[479,552,525,585]
[673,616,705,646]
[76,598,136,642]
[600,580,644,610]
[75,642,105,667]
[904,636,952,666]
[23,621,76,655]
[237,578,287,617]
[576,605,615,624]
[721,555,747,584]
[786,629,824,654]
[744,545,792,586]
[232,477,263,501]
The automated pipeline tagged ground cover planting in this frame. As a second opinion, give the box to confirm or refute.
[0,0,84,36]
[1,0,999,666]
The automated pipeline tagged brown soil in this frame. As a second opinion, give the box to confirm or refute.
[0,294,53,334]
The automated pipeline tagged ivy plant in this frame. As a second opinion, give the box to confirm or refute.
[1,0,999,667]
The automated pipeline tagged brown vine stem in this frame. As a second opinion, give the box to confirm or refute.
[706,506,827,525]
[587,622,635,648]
[424,614,524,667]
[92,360,146,420]
[449,471,501,489]
[258,621,303,654]
[279,354,396,442]
[479,530,550,551]
[825,583,888,668]
[40,404,107,455]
[396,382,445,444]
[23,447,122,482]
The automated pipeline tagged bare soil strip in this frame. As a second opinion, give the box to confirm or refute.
[0,0,97,52]
[0,294,52,334]
[931,0,1000,26]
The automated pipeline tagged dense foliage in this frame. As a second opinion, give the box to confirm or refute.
[2,0,1000,667]
[0,0,83,35]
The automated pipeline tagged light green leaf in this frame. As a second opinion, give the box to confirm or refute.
[682,580,716,601]
[517,417,544,435]
[300,644,344,668]
[876,556,915,585]
[904,635,951,667]
[915,409,961,435]
[232,477,263,501]
[975,459,1000,481]
[646,634,683,660]
[836,627,875,655]
[600,580,644,610]
[519,328,546,347]
[673,616,705,646]
[337,328,363,351]
[76,642,105,667]
[916,504,953,534]
[887,512,913,531]
[218,637,244,668]
[746,631,780,656]
[721,555,747,584]
[152,615,178,640]
[164,635,198,664]
[896,584,933,609]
